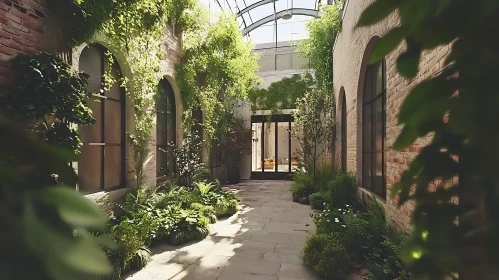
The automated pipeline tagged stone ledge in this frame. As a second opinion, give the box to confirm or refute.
[84,187,133,212]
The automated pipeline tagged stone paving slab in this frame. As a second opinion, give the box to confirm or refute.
[125,180,321,280]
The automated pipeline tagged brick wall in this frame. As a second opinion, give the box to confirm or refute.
[0,0,51,88]
[333,0,452,231]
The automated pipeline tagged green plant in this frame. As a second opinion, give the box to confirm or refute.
[292,168,316,203]
[176,12,260,146]
[171,133,204,187]
[366,231,410,280]
[326,172,358,209]
[302,233,353,279]
[190,203,217,224]
[193,172,220,187]
[0,52,95,155]
[194,181,216,196]
[0,120,113,280]
[297,2,342,96]
[314,162,340,191]
[168,209,210,245]
[225,115,253,167]
[357,0,499,277]
[293,89,335,186]
[248,73,315,113]
[309,192,330,210]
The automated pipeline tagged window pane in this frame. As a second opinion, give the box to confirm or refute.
[374,97,383,152]
[104,100,122,144]
[363,104,372,153]
[341,96,347,173]
[104,146,121,189]
[252,122,262,172]
[79,45,103,94]
[80,96,102,143]
[157,145,167,177]
[277,122,290,172]
[106,65,122,100]
[157,113,167,146]
[290,122,301,172]
[374,151,384,197]
[263,123,276,172]
[376,61,384,95]
[362,152,372,190]
[78,145,102,192]
[363,67,373,102]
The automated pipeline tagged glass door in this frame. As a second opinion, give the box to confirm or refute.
[251,115,296,180]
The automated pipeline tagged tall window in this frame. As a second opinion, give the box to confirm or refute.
[362,59,386,198]
[78,44,126,192]
[157,79,176,177]
[341,94,347,173]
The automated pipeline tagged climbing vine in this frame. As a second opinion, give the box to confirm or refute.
[358,0,499,278]
[176,12,260,144]
[65,0,202,187]
[297,1,342,95]
[248,72,315,114]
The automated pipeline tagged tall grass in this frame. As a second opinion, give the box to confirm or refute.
[292,162,339,203]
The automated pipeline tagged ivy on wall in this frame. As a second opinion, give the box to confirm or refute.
[358,0,499,278]
[176,12,260,145]
[248,72,315,114]
[60,0,202,187]
[297,1,342,95]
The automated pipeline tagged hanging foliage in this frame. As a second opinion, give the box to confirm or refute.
[176,12,260,142]
[248,73,315,114]
[357,0,499,278]
[297,1,342,95]
[0,52,95,155]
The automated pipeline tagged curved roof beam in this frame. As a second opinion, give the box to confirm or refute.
[237,0,275,16]
[242,8,320,36]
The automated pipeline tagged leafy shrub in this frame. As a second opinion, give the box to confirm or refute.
[168,209,210,245]
[191,203,217,223]
[302,233,353,279]
[170,133,204,187]
[193,172,220,187]
[365,231,410,280]
[292,169,315,203]
[314,162,339,191]
[195,181,216,195]
[309,192,330,210]
[326,172,357,209]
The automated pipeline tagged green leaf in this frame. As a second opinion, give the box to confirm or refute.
[356,0,401,27]
[393,125,418,150]
[38,187,107,229]
[370,27,407,64]
[396,46,421,78]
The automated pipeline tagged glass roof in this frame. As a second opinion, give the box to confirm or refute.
[198,0,326,46]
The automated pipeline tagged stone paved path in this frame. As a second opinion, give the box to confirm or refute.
[125,180,320,280]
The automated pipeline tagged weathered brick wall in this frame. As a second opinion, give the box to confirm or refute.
[0,0,50,88]
[333,0,451,231]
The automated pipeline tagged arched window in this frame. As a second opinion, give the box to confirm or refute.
[362,59,386,198]
[78,44,126,192]
[157,79,176,177]
[341,93,347,173]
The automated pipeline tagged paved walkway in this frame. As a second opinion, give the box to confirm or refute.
[126,180,320,280]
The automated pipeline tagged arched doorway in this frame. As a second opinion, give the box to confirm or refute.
[78,44,126,192]
[156,79,177,178]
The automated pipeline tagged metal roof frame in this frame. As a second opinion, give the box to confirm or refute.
[242,8,320,36]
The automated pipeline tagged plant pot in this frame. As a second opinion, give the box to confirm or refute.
[227,166,240,184]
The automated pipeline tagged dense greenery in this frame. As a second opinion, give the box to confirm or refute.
[297,1,342,95]
[292,162,338,204]
[358,0,499,278]
[300,171,409,279]
[225,115,253,167]
[0,120,112,280]
[0,53,95,155]
[176,12,260,148]
[293,88,335,184]
[102,177,239,279]
[248,73,315,113]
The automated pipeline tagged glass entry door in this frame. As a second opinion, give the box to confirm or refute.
[251,115,298,180]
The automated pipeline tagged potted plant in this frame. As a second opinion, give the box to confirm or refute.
[225,116,252,184]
